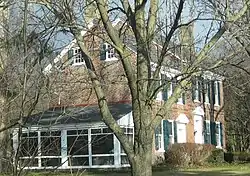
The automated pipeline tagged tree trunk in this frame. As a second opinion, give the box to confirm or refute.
[131,151,153,176]
[0,95,10,173]
[129,109,154,176]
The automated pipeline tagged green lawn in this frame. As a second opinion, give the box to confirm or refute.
[23,164,250,176]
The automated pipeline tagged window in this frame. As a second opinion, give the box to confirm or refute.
[204,121,211,144]
[20,132,38,157]
[68,47,86,65]
[67,129,89,167]
[155,122,163,151]
[215,122,222,148]
[120,127,134,165]
[155,120,174,152]
[213,81,221,106]
[100,43,118,61]
[91,127,115,165]
[40,131,61,167]
[192,78,202,102]
[204,80,211,104]
[19,132,39,167]
[161,74,171,101]
[167,120,174,145]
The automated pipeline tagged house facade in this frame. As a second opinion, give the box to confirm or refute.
[12,19,225,169]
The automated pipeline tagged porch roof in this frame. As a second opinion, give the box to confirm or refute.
[26,103,132,126]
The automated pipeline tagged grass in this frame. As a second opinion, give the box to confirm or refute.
[17,163,250,176]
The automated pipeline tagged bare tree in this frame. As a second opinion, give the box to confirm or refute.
[15,0,250,175]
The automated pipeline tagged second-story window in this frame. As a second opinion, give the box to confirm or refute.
[213,81,221,106]
[192,77,202,102]
[68,47,85,66]
[100,43,118,61]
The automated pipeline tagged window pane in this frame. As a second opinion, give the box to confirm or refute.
[92,156,114,165]
[103,128,112,133]
[121,156,129,165]
[67,130,77,135]
[68,157,89,166]
[41,136,61,156]
[20,158,38,167]
[41,158,61,167]
[121,134,133,153]
[168,122,173,135]
[92,134,114,154]
[20,137,38,157]
[206,122,210,133]
[78,129,88,135]
[91,129,101,134]
[67,136,88,155]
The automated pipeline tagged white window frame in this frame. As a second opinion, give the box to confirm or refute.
[72,47,85,66]
[204,81,210,104]
[155,120,164,152]
[168,120,175,145]
[205,120,211,144]
[193,79,200,102]
[103,43,118,61]
[214,80,221,107]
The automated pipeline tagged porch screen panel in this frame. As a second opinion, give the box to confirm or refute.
[67,129,89,166]
[40,131,61,167]
[120,127,133,165]
[20,132,39,167]
[91,128,114,166]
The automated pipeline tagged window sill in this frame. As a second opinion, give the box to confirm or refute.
[216,146,222,149]
[193,100,200,103]
[214,104,220,107]
[177,102,184,105]
[103,57,119,61]
[72,62,85,66]
[156,149,165,153]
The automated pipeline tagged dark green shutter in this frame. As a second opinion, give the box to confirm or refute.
[162,86,168,101]
[182,93,185,104]
[100,42,106,60]
[192,78,196,101]
[204,121,208,144]
[154,76,160,99]
[210,121,217,146]
[68,49,74,65]
[220,122,223,147]
[154,125,160,150]
[218,82,221,105]
[163,120,170,150]
[174,121,177,143]
[161,74,168,100]
[207,81,211,103]
[198,78,202,101]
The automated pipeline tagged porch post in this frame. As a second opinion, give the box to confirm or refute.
[61,130,68,167]
[113,134,121,167]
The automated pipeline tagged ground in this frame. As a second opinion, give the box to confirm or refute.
[19,163,250,176]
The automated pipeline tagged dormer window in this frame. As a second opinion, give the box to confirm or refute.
[100,43,118,61]
[68,47,85,66]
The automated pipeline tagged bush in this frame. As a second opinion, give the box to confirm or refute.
[206,148,224,163]
[225,152,250,163]
[164,143,215,167]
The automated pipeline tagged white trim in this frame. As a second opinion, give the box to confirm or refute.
[61,130,68,167]
[193,106,205,116]
[168,120,175,144]
[176,113,189,124]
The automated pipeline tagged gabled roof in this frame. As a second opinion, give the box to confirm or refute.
[25,103,132,126]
